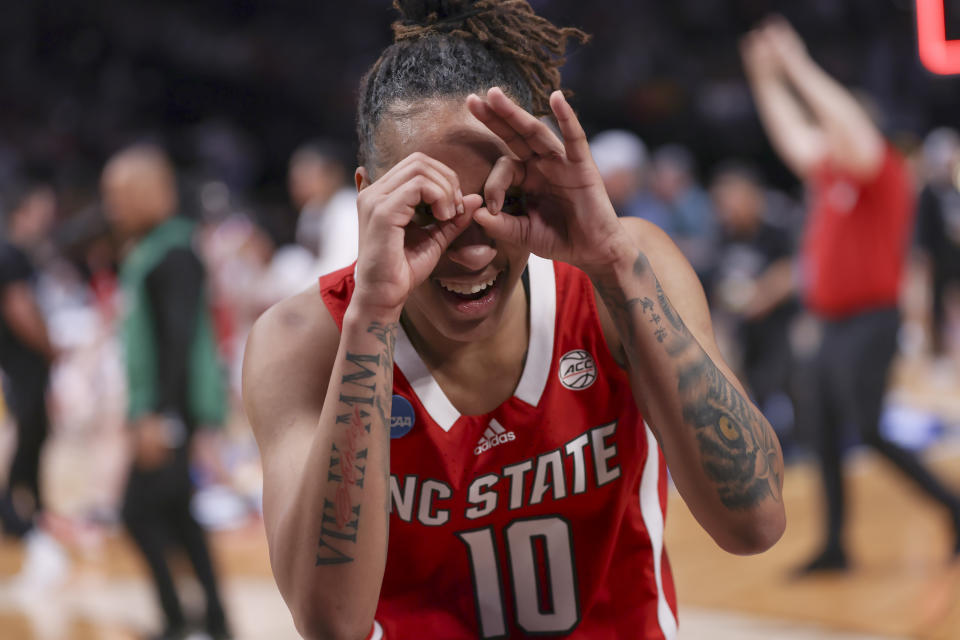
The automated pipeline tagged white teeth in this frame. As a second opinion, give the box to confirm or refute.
[438,274,498,295]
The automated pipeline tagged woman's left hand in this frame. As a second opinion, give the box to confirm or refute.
[466,87,629,275]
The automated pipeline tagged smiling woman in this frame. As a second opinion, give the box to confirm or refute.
[241,1,785,639]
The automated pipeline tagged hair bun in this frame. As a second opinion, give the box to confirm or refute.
[393,0,480,29]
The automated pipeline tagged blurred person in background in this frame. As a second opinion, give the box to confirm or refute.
[0,182,68,588]
[101,145,231,640]
[916,127,960,357]
[650,144,717,278]
[589,129,670,226]
[288,140,360,276]
[743,17,960,572]
[709,162,799,443]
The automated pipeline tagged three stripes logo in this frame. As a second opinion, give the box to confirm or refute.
[474,419,516,456]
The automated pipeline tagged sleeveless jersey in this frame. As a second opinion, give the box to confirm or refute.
[319,256,678,639]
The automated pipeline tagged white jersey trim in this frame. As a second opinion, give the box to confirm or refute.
[513,255,556,407]
[639,423,678,640]
[394,327,461,432]
[392,256,557,433]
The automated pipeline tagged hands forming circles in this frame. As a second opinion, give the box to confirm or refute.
[465,87,625,272]
[353,86,627,315]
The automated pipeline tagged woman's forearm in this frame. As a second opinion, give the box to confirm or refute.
[274,303,399,639]
[590,248,786,553]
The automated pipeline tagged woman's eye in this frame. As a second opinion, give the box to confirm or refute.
[501,189,527,215]
[412,202,434,226]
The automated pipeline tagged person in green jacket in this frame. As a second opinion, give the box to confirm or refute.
[102,145,231,640]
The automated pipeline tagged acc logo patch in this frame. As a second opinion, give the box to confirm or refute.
[390,395,416,439]
[558,349,597,390]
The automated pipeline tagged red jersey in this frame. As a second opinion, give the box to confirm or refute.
[320,256,678,639]
[801,145,915,317]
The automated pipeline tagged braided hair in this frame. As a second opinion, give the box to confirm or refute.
[357,0,588,169]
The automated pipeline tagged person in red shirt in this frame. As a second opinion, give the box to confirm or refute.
[742,17,960,572]
[242,1,786,638]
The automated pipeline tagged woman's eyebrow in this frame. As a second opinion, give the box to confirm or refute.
[441,128,504,164]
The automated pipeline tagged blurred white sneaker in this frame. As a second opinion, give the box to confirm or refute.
[12,528,69,592]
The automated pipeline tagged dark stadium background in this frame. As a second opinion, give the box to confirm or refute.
[1,0,958,240]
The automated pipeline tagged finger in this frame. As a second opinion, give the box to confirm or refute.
[472,205,530,247]
[431,203,476,250]
[549,91,591,164]
[462,193,484,214]
[466,93,536,161]
[376,152,463,219]
[404,205,473,272]
[483,156,525,215]
[485,87,565,158]
[411,152,466,216]
[382,174,453,226]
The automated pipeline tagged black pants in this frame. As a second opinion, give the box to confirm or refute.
[740,313,794,418]
[813,308,960,550]
[122,446,228,634]
[931,269,960,354]
[0,365,49,537]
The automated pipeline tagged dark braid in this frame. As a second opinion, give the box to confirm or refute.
[357,0,588,169]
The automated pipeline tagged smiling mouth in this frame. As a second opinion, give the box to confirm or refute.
[435,270,502,301]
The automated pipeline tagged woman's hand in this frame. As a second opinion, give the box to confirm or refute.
[353,153,481,316]
[466,87,630,276]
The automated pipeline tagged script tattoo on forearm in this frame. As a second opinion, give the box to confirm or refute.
[316,321,398,565]
[594,252,782,510]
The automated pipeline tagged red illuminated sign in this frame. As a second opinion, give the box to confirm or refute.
[917,0,960,74]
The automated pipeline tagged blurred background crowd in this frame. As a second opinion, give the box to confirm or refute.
[2,1,960,639]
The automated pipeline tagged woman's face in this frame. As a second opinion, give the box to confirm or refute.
[359,97,530,343]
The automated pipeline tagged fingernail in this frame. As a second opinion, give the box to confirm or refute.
[456,189,464,214]
[490,200,500,214]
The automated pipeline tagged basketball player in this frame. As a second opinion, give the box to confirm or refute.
[243,2,786,638]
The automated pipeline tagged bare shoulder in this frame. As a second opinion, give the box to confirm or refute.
[241,286,341,454]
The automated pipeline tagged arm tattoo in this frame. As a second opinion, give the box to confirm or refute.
[593,251,782,510]
[677,352,783,509]
[316,321,399,565]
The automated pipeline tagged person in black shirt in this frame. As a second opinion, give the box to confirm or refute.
[0,186,57,539]
[709,163,799,436]
[917,128,960,355]
[102,146,231,640]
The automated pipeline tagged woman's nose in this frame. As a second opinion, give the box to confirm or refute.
[445,222,497,271]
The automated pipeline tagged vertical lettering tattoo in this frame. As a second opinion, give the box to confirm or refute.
[593,250,782,510]
[316,320,399,566]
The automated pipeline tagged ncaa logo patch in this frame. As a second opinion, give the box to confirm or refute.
[390,395,415,439]
[558,349,597,390]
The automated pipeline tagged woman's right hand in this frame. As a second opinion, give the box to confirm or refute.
[352,152,479,317]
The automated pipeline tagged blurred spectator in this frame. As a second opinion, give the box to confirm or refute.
[589,129,669,226]
[916,127,960,356]
[743,17,960,573]
[288,140,359,276]
[0,182,68,588]
[709,162,799,438]
[650,144,717,275]
[101,145,231,640]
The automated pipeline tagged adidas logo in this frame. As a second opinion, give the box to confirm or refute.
[474,419,516,456]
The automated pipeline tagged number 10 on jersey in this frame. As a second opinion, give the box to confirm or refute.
[457,516,581,638]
